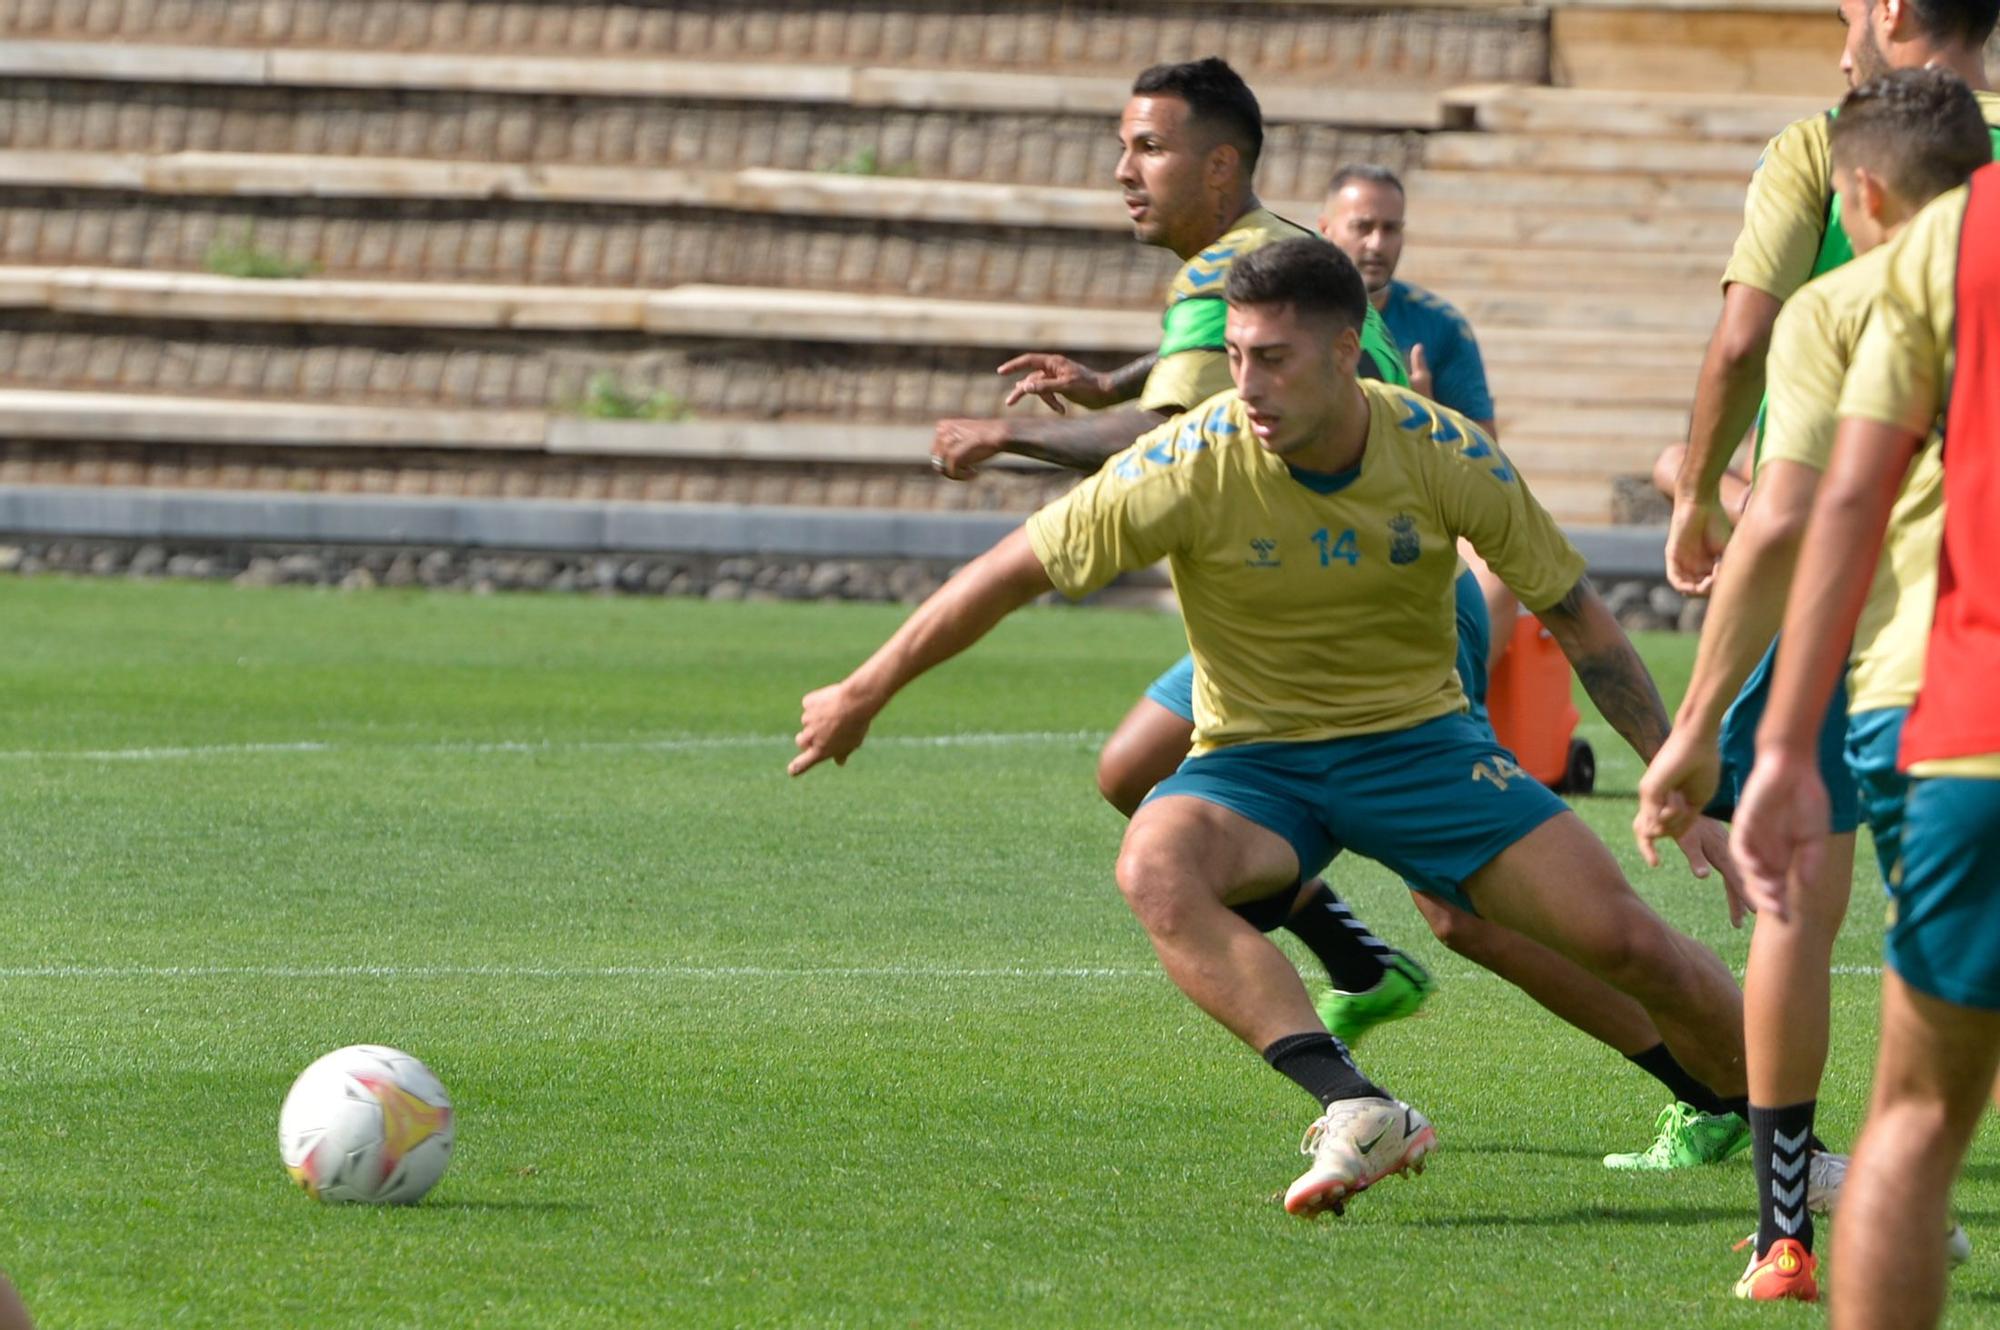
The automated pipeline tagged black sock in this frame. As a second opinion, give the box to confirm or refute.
[1262,1032,1389,1108]
[1625,1043,1730,1116]
[1753,1100,1817,1257]
[1721,1095,1750,1121]
[1283,881,1393,993]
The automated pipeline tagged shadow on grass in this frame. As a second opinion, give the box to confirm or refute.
[420,1199,594,1214]
[1403,1203,1742,1230]
[1453,1139,1606,1163]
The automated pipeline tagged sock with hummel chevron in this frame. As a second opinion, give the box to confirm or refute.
[1753,1101,1816,1257]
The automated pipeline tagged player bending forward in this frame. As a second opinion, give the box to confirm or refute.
[792,238,1747,1216]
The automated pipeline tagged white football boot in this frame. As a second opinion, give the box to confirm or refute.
[1283,1097,1436,1218]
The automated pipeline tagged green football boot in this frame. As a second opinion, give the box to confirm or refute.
[1314,954,1435,1047]
[1602,1101,1751,1171]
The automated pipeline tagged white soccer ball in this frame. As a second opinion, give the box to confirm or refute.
[279,1044,455,1204]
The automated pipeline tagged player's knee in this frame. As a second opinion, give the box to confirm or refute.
[1587,921,1689,1003]
[1114,843,1202,936]
[1651,444,1686,499]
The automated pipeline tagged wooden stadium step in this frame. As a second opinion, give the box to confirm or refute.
[0,76,1416,200]
[1477,325,1708,364]
[1441,83,1823,142]
[3,2,1550,85]
[0,311,1106,422]
[1486,364,1699,410]
[0,386,1638,527]
[0,162,1730,322]
[1422,130,1766,177]
[0,42,1460,130]
[1404,166,1754,215]
[0,309,1699,462]
[0,78,1418,199]
[1548,3,1857,99]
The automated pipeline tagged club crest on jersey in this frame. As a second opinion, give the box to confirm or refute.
[1387,515,1421,565]
[1246,538,1280,568]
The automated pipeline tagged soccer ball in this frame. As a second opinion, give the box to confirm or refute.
[279,1044,455,1204]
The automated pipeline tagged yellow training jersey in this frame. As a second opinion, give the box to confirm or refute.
[1837,182,1992,776]
[1140,208,1313,414]
[1759,245,1942,713]
[1026,381,1585,753]
[1722,92,2000,302]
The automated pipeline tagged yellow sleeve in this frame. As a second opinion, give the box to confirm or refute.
[1721,116,1833,302]
[1024,419,1197,598]
[1138,349,1234,414]
[1432,443,1587,614]
[1757,290,1844,473]
[1835,192,1963,435]
[1837,297,1942,437]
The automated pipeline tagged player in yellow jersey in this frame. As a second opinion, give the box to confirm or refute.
[1634,0,2000,1208]
[1636,70,1991,1303]
[795,237,1748,1217]
[1733,159,2000,1326]
[1665,0,1996,597]
[930,62,1747,1157]
[928,57,1450,1053]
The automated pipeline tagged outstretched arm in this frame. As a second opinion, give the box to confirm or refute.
[1535,576,1671,762]
[997,351,1159,413]
[933,406,1170,479]
[790,527,1056,775]
[1536,573,1745,911]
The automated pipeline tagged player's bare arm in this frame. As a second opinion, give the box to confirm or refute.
[1537,576,1672,760]
[1669,284,1783,595]
[1637,459,1822,848]
[931,407,1171,480]
[1535,574,1745,912]
[1733,418,1923,918]
[1000,351,1159,413]
[789,527,1055,775]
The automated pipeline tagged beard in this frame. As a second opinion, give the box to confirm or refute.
[1851,25,1893,84]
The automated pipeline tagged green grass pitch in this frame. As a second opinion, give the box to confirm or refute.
[0,577,1991,1328]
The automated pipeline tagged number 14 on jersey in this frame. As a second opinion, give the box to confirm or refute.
[1312,528,1360,567]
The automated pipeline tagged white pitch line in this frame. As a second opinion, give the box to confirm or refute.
[0,731,1103,763]
[0,962,1156,981]
[0,961,1891,982]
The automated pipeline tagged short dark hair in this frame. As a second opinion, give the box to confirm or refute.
[1830,68,1991,205]
[1906,0,2000,46]
[1223,236,1368,338]
[1328,163,1406,196]
[1131,57,1263,175]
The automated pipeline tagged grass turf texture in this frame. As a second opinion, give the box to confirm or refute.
[0,578,1987,1328]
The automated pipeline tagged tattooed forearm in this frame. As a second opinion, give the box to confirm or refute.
[1539,575,1673,761]
[1003,407,1171,474]
[1102,353,1161,402]
[1574,641,1672,761]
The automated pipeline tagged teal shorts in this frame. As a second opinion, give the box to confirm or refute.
[1144,709,1569,914]
[1845,707,1910,887]
[1887,776,2000,1011]
[1144,569,1491,727]
[1706,635,1860,834]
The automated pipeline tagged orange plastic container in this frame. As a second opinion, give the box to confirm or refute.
[1486,613,1594,793]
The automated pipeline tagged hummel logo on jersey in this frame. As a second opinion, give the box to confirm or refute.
[1246,538,1280,568]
